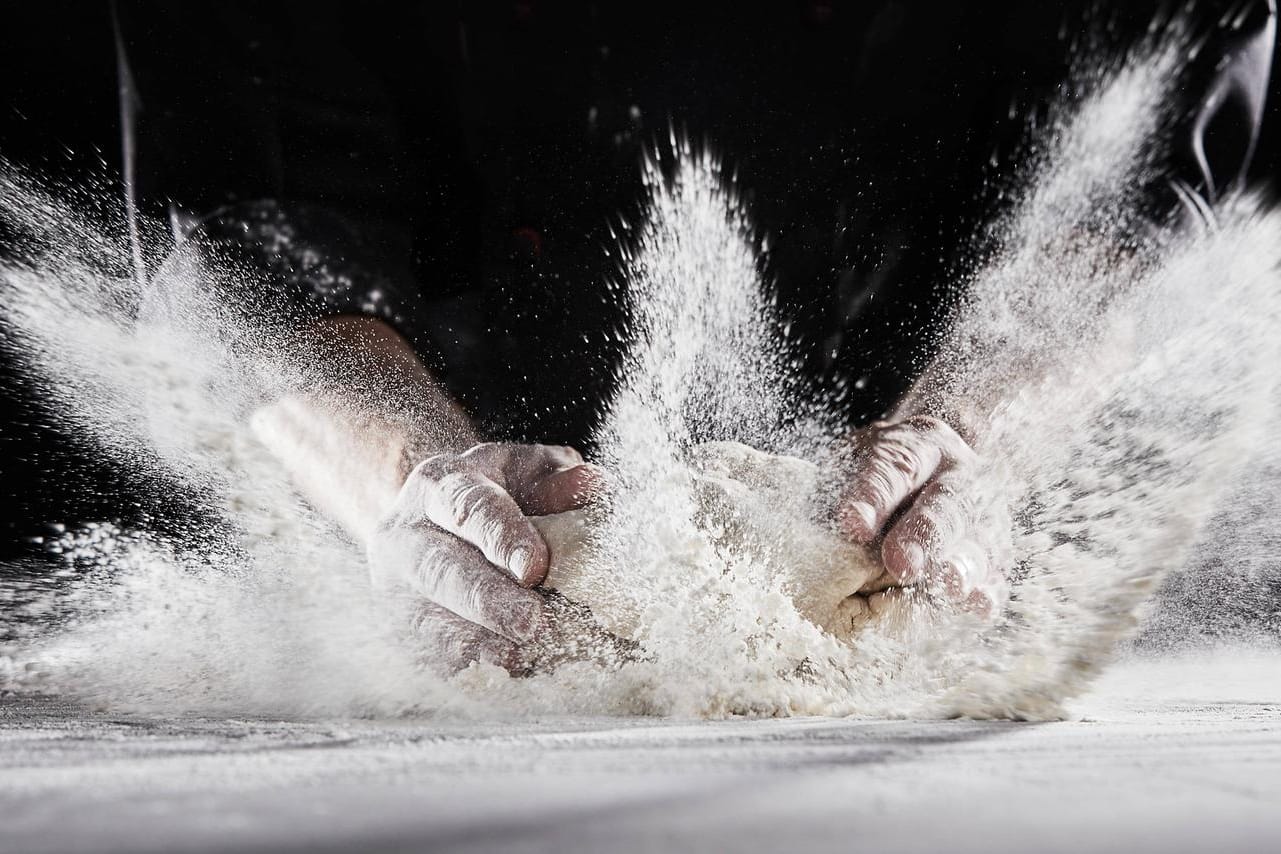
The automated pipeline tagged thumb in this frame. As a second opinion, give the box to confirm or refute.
[521,464,607,516]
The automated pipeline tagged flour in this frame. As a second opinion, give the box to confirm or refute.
[2,27,1280,720]
[535,441,885,644]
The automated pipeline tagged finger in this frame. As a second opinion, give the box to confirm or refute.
[881,477,971,584]
[476,443,584,483]
[522,463,606,515]
[500,444,589,498]
[409,525,545,642]
[537,444,586,470]
[410,601,520,675]
[413,456,549,586]
[839,417,975,543]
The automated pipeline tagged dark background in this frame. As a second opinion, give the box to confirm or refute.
[1,0,1278,581]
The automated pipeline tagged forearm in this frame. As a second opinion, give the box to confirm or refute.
[251,315,476,543]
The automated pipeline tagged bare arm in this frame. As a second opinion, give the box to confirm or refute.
[251,315,598,672]
[250,315,477,542]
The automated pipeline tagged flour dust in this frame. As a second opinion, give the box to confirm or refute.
[1,33,1280,720]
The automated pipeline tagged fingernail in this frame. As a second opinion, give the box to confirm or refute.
[509,546,533,583]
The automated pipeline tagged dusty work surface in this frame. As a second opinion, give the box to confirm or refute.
[1,652,1279,854]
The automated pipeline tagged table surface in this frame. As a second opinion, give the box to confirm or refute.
[2,651,1279,854]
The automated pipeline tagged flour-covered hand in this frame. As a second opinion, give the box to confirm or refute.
[838,416,1011,617]
[367,442,601,673]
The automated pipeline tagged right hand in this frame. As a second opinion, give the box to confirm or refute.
[838,416,1011,618]
[368,442,601,674]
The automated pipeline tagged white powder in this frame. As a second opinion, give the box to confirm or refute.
[2,32,1280,720]
[535,441,885,643]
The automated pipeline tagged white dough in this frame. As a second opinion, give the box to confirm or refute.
[532,441,892,643]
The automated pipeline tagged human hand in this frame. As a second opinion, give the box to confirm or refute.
[837,416,1011,617]
[367,442,601,673]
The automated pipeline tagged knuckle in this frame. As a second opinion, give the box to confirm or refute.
[472,567,512,605]
[411,453,460,486]
[876,441,920,477]
[409,605,441,635]
[461,442,504,469]
[412,540,461,598]
[412,555,444,596]
[545,444,585,467]
[859,473,898,516]
[857,445,919,508]
[465,505,525,561]
[456,581,491,624]
[437,633,475,673]
[902,415,975,461]
[444,478,492,530]
[903,414,947,436]
[421,551,515,629]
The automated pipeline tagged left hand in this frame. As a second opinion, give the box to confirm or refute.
[367,442,602,675]
[837,416,1011,617]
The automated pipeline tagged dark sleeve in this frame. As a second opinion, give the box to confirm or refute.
[115,2,426,337]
